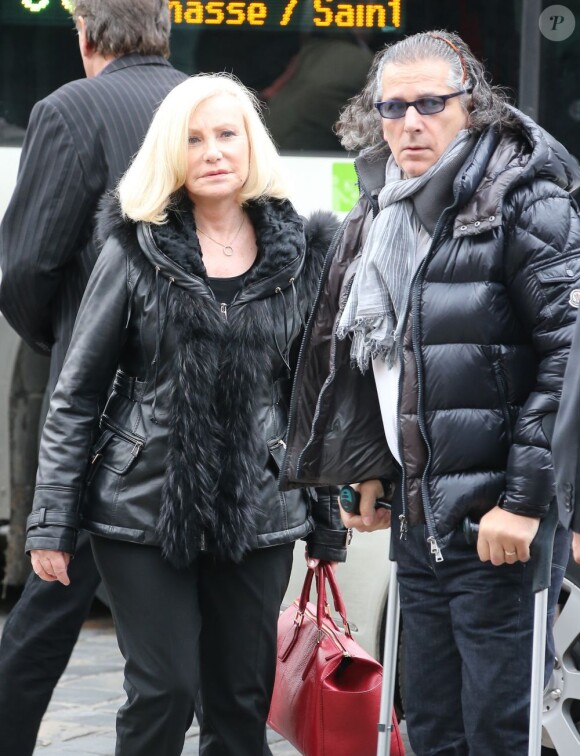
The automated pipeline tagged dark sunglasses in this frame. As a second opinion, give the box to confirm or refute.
[374,89,473,119]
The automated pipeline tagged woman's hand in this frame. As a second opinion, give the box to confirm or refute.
[339,480,391,532]
[573,532,580,564]
[30,549,72,586]
[305,549,339,573]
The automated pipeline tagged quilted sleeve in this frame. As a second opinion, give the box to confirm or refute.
[501,183,580,517]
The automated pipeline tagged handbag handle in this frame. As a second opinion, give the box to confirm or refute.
[296,566,352,637]
[280,565,352,662]
[297,566,317,614]
[278,567,317,662]
[320,563,352,637]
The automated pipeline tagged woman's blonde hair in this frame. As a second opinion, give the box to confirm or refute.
[119,73,287,223]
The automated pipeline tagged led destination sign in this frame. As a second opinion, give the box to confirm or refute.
[169,0,402,29]
[9,0,402,30]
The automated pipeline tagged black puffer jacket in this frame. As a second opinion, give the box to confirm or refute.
[282,111,580,556]
[25,196,346,567]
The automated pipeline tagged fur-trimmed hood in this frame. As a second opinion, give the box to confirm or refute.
[355,107,580,239]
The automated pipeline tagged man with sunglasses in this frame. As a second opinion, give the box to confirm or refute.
[281,30,580,754]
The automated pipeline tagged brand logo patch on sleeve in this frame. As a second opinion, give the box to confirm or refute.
[569,289,580,309]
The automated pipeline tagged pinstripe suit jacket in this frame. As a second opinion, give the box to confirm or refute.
[553,310,580,533]
[0,53,187,391]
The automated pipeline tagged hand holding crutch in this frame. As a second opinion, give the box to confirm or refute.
[464,498,560,756]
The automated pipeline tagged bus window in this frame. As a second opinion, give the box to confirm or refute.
[184,28,375,152]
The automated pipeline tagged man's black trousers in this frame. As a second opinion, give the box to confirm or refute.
[0,530,101,755]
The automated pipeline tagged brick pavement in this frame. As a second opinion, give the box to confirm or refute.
[0,607,411,755]
[0,608,300,755]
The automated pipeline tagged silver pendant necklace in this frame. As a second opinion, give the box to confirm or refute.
[196,214,245,257]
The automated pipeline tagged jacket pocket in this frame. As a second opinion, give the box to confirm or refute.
[533,252,580,320]
[533,253,580,284]
[89,420,145,479]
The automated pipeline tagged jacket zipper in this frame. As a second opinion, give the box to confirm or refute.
[394,220,448,547]
[410,255,442,561]
[407,160,473,559]
[409,208,457,563]
[213,271,296,320]
[394,334,409,540]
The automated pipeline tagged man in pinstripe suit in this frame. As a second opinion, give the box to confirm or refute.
[0,2,186,752]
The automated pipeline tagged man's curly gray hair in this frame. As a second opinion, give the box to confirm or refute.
[336,29,518,153]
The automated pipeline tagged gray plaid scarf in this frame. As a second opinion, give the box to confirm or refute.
[337,130,472,372]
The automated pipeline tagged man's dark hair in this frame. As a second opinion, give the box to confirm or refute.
[72,0,171,58]
[337,29,519,152]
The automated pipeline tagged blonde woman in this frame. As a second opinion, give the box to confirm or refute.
[26,74,343,756]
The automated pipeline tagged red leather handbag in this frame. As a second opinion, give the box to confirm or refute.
[268,564,404,756]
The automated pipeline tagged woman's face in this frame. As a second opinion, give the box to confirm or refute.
[184,94,250,205]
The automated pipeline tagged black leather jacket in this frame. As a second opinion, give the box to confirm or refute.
[26,196,346,567]
[282,110,580,555]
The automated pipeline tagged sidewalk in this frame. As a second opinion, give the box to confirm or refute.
[0,608,299,755]
[0,603,411,755]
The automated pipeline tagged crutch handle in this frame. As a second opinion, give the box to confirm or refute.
[462,518,479,544]
[462,498,559,593]
[530,497,559,593]
[339,485,392,514]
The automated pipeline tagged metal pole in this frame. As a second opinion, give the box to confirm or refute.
[518,0,542,120]
[527,497,559,755]
[529,590,549,756]
[377,561,400,756]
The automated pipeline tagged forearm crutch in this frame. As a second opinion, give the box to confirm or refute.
[338,485,400,756]
[464,499,560,756]
[528,497,559,756]
[376,542,401,756]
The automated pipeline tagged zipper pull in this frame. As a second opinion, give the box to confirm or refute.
[427,536,444,563]
[220,303,228,319]
[399,514,408,540]
[130,442,142,458]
